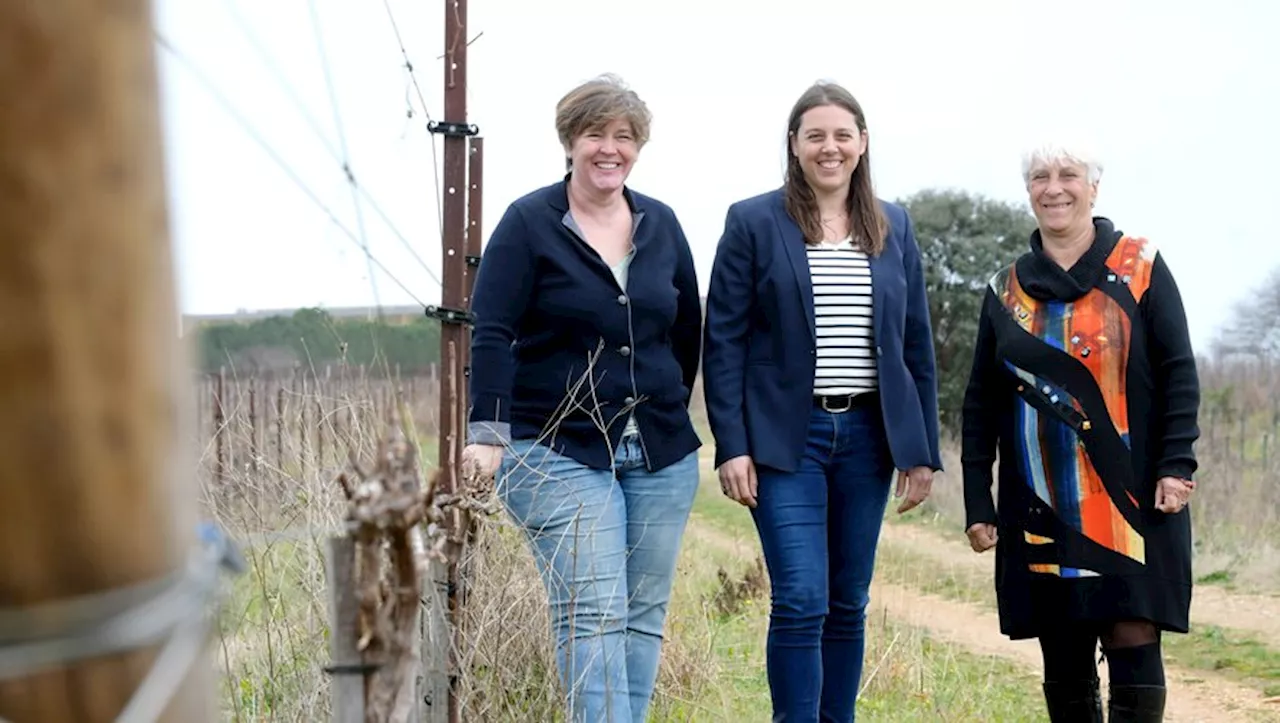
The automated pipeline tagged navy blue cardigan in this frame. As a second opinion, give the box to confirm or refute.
[466,177,703,472]
[702,189,942,474]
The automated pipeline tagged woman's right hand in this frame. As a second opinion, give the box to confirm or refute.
[718,455,758,508]
[966,522,998,553]
[462,443,503,479]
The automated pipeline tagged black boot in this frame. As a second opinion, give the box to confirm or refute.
[1042,678,1103,722]
[1108,684,1166,722]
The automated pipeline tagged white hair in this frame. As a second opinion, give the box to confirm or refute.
[1020,142,1104,186]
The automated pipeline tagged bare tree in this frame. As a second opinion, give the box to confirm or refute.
[1212,265,1280,360]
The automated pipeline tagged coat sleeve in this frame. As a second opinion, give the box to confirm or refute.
[670,212,703,403]
[961,289,1003,528]
[1144,253,1201,481]
[701,204,754,467]
[466,204,536,445]
[900,210,944,471]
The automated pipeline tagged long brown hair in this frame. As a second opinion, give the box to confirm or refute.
[783,82,887,255]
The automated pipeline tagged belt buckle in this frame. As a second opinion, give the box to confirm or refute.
[821,395,853,413]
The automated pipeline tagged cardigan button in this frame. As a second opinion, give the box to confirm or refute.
[617,294,628,305]
[624,396,635,405]
[619,346,631,357]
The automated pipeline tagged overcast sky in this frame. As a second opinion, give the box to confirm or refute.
[154,0,1277,351]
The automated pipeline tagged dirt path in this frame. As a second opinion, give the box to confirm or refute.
[872,579,1277,723]
[686,516,1280,723]
[880,521,1280,650]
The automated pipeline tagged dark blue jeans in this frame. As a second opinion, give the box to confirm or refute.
[751,402,895,723]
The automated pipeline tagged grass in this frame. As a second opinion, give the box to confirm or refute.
[685,477,1049,721]
[211,462,1053,721]
[693,469,1280,706]
[651,476,1051,721]
[202,367,1280,720]
[878,511,1280,701]
[216,536,332,721]
[1163,627,1280,698]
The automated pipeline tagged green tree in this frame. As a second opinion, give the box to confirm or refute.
[193,307,440,374]
[898,189,1036,434]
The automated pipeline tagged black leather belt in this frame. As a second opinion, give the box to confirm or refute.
[814,391,879,413]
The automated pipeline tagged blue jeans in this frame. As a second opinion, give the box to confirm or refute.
[497,435,699,723]
[752,402,895,722]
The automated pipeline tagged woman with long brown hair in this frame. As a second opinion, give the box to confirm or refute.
[702,81,941,721]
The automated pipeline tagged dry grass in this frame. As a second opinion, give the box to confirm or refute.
[196,362,416,721]
[450,516,740,721]
[196,357,1280,721]
[196,364,736,721]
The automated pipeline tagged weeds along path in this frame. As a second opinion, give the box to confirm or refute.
[684,516,1278,723]
[881,521,1280,651]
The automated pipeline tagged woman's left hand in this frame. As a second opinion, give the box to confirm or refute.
[895,466,933,514]
[1154,476,1196,514]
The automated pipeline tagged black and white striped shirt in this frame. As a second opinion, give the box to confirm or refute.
[807,237,878,396]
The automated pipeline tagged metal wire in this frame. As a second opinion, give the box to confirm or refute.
[0,523,245,722]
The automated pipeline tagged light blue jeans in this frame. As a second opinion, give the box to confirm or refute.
[497,435,700,723]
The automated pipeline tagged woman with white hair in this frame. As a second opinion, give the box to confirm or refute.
[961,143,1201,722]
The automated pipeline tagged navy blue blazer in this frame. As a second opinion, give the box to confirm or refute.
[702,189,942,474]
[467,177,702,472]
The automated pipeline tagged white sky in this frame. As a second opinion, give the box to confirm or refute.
[154,0,1278,351]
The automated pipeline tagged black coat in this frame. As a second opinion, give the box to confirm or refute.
[961,218,1201,640]
[467,177,702,472]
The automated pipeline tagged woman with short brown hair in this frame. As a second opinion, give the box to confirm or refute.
[464,74,702,722]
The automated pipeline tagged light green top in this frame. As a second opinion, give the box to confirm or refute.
[610,250,640,439]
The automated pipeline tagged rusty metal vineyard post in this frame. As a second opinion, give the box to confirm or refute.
[422,0,482,721]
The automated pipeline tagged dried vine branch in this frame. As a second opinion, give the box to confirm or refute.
[333,418,500,722]
[335,427,426,723]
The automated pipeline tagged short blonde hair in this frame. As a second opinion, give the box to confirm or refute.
[555,74,652,151]
[1021,142,1104,186]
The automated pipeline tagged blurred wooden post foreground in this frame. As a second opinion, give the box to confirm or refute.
[0,2,210,722]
